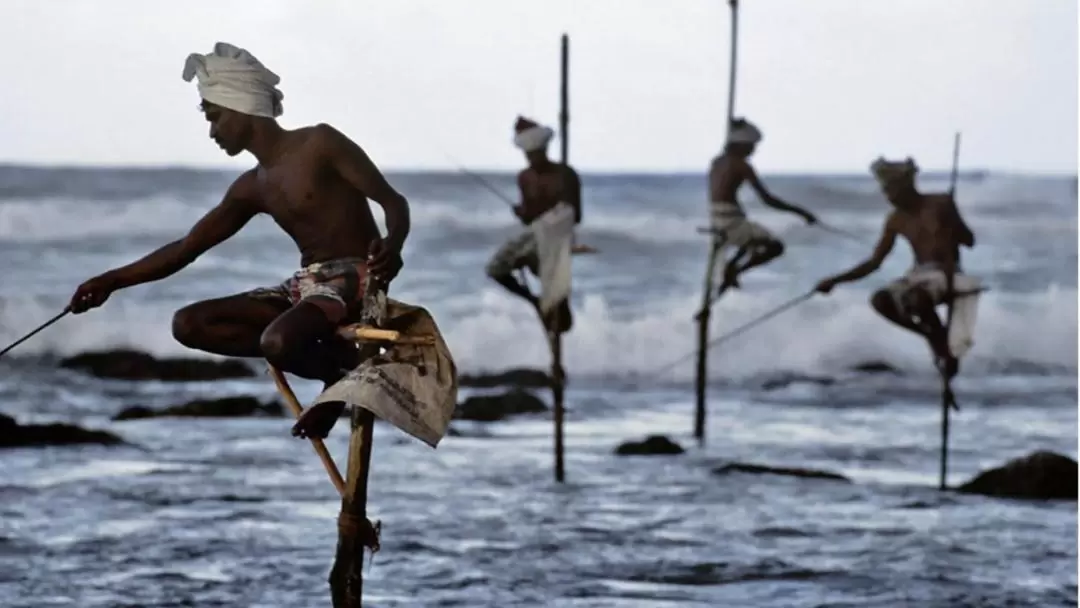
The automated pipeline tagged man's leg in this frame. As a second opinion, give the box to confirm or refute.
[260,298,361,440]
[720,238,784,292]
[172,293,289,358]
[871,287,956,377]
[486,233,540,307]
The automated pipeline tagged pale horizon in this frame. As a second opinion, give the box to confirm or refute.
[1,0,1076,175]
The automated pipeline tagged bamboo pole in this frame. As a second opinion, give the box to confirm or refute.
[552,32,570,483]
[695,0,740,445]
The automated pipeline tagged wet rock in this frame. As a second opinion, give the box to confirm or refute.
[760,373,836,391]
[850,360,902,375]
[713,462,850,482]
[0,412,125,448]
[60,349,255,382]
[615,435,685,456]
[453,389,547,422]
[458,368,552,389]
[956,451,1077,500]
[113,396,284,421]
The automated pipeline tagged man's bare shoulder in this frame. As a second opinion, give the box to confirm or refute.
[307,123,360,153]
[226,168,262,203]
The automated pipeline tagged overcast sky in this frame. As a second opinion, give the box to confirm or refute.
[0,0,1075,173]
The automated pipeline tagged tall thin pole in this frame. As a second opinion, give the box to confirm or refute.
[939,131,962,491]
[553,33,569,483]
[695,0,740,445]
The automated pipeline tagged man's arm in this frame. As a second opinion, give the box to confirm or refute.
[104,172,260,289]
[821,216,898,287]
[744,162,815,222]
[318,123,410,254]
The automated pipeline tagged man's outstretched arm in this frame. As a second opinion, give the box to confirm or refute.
[744,162,816,223]
[107,173,259,288]
[817,216,898,291]
[69,172,260,312]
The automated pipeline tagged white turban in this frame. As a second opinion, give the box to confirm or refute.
[513,116,555,152]
[727,119,762,145]
[870,156,919,184]
[182,42,284,118]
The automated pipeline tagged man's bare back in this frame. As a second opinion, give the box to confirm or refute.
[515,163,581,225]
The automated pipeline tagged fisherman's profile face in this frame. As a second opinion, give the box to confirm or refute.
[200,100,249,157]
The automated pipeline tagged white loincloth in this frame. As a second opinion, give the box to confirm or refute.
[885,264,983,359]
[312,297,458,448]
[530,202,576,316]
[708,202,776,250]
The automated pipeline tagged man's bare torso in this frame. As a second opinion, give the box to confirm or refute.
[518,163,579,224]
[238,126,379,267]
[709,154,748,207]
[889,194,966,268]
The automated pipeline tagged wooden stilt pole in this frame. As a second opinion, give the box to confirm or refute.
[695,0,740,445]
[939,131,962,491]
[328,280,384,607]
[552,32,570,484]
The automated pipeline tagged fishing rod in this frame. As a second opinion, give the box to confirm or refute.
[0,307,70,360]
[638,290,815,385]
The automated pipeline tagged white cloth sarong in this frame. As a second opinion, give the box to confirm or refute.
[313,297,458,448]
[885,264,982,359]
[530,202,576,316]
[709,202,775,249]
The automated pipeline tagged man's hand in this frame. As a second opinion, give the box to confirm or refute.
[367,238,403,285]
[814,278,836,295]
[801,210,818,225]
[69,275,117,313]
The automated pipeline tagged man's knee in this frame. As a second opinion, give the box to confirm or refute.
[171,305,207,348]
[766,239,784,258]
[259,326,292,364]
[870,290,896,316]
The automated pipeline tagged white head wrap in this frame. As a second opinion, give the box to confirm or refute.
[182,42,284,118]
[513,116,555,152]
[727,118,762,145]
[870,156,919,184]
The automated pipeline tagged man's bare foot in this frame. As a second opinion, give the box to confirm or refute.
[292,401,346,439]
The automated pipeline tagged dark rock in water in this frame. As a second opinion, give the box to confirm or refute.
[713,462,850,483]
[760,372,836,391]
[113,396,284,421]
[850,360,902,375]
[458,368,552,389]
[957,451,1077,500]
[0,412,125,448]
[60,349,255,382]
[453,389,547,422]
[615,435,685,456]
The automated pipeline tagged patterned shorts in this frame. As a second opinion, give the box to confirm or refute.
[485,230,539,277]
[247,258,369,318]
